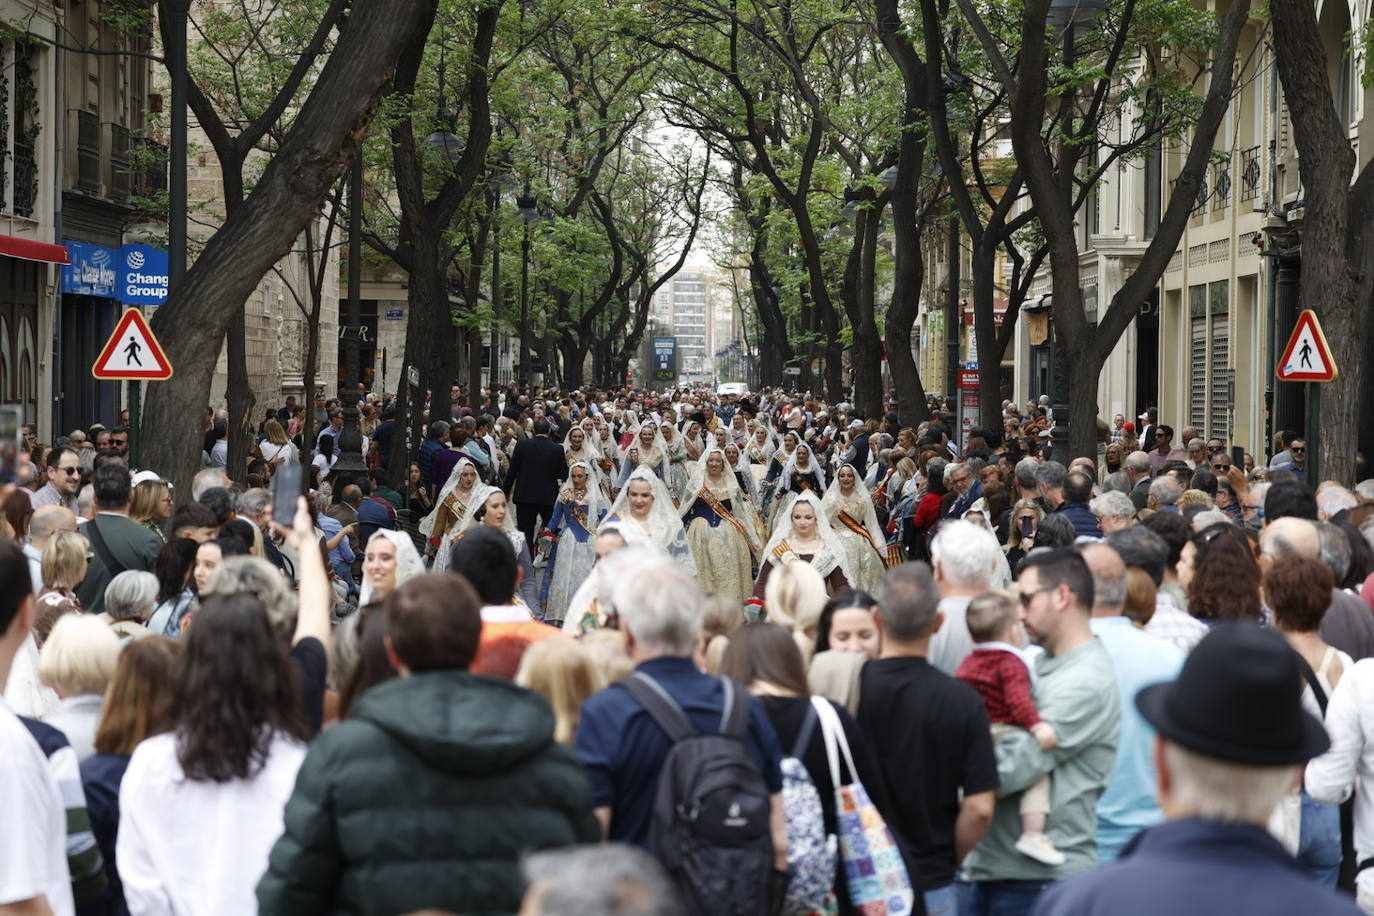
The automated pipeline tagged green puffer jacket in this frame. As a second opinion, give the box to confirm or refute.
[256,669,601,915]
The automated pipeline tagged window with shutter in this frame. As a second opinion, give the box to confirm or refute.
[1208,281,1230,441]
[1189,285,1208,432]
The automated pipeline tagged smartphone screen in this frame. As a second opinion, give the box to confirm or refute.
[0,406,21,485]
[1019,516,1033,537]
[1231,446,1245,470]
[272,463,303,529]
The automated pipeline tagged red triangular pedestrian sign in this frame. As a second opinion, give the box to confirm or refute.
[92,309,173,380]
[1276,310,1337,383]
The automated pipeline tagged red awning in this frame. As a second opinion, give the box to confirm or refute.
[0,234,70,265]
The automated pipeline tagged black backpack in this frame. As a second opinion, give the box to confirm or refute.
[621,672,775,916]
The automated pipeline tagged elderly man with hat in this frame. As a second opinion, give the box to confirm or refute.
[1030,623,1359,916]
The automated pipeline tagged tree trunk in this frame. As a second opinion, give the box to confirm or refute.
[142,0,438,501]
[875,0,930,428]
[972,248,1002,431]
[850,206,884,419]
[226,309,255,483]
[1066,346,1103,462]
[1270,0,1369,483]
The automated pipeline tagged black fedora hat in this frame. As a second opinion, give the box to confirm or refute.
[1136,622,1330,766]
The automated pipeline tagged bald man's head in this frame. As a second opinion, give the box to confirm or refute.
[1261,516,1319,560]
[1079,542,1128,616]
[28,505,76,550]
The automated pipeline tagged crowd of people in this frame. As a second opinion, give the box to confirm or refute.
[3,381,1374,915]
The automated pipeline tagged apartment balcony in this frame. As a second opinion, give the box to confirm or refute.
[77,110,101,194]
[1240,146,1261,203]
[12,143,38,217]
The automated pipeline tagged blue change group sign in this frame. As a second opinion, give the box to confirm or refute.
[652,336,676,381]
[62,242,169,306]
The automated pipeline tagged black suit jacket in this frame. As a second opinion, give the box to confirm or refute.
[505,435,568,506]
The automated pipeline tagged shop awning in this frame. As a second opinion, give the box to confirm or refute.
[0,234,71,264]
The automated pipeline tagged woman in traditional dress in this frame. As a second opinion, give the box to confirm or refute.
[680,420,705,463]
[660,421,694,506]
[771,440,827,528]
[604,466,697,573]
[728,412,751,448]
[540,462,609,625]
[563,426,609,497]
[821,464,892,594]
[452,485,542,615]
[419,456,479,567]
[680,447,761,602]
[357,529,426,607]
[752,492,852,599]
[746,425,776,481]
[616,421,668,489]
[724,441,761,508]
[617,410,641,451]
[591,415,620,483]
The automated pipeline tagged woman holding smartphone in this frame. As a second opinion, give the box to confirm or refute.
[1004,498,1045,574]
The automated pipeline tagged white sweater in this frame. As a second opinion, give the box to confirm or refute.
[1305,657,1374,897]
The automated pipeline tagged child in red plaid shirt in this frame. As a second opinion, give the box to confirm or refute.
[954,592,1064,866]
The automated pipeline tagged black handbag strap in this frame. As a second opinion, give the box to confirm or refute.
[85,519,127,578]
[1295,651,1329,717]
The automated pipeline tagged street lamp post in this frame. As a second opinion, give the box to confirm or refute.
[332,153,368,483]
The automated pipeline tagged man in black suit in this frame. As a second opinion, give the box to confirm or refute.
[505,418,568,551]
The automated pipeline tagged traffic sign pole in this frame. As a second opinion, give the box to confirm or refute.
[1307,381,1320,487]
[129,381,141,468]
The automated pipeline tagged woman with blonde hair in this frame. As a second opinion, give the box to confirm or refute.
[130,479,172,540]
[35,529,90,645]
[259,419,297,467]
[696,592,745,674]
[81,636,183,913]
[514,639,605,745]
[761,559,830,664]
[39,613,123,759]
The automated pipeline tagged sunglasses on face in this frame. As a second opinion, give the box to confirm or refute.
[1155,432,1168,438]
[1291,447,1306,453]
[1212,462,1231,471]
[57,466,80,475]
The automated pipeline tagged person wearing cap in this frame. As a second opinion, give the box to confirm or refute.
[960,549,1120,915]
[1031,623,1358,916]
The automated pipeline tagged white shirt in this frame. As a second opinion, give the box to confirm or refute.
[481,603,535,623]
[209,439,228,468]
[260,441,298,466]
[1307,658,1374,897]
[23,542,42,595]
[928,595,975,675]
[117,730,306,916]
[0,697,74,915]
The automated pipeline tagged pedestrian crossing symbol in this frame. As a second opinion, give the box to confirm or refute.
[92,309,173,380]
[1276,310,1337,383]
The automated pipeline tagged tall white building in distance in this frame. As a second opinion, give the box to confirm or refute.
[652,269,740,386]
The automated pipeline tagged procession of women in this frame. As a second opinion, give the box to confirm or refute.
[412,391,913,629]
